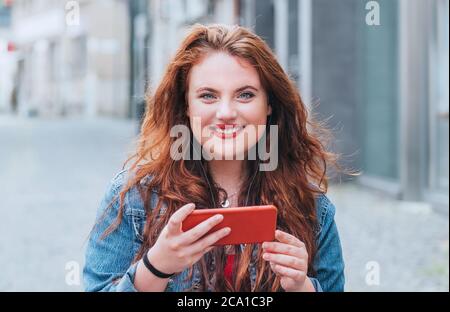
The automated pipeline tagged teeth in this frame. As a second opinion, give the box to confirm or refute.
[214,126,242,135]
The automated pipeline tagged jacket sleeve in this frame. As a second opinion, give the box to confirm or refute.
[312,195,345,292]
[82,170,142,291]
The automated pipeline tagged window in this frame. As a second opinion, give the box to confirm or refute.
[69,35,87,78]
[287,0,299,84]
[357,0,399,182]
[0,3,11,27]
[254,0,275,50]
[429,0,449,194]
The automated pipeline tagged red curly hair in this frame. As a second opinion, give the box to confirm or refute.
[102,24,341,291]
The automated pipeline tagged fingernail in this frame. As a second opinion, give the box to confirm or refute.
[215,214,223,221]
[224,227,231,233]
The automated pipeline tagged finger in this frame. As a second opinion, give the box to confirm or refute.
[191,246,215,261]
[262,252,305,270]
[167,203,196,235]
[261,241,304,258]
[204,246,215,254]
[188,245,216,267]
[275,230,304,248]
[179,213,224,245]
[269,262,306,282]
[189,227,231,254]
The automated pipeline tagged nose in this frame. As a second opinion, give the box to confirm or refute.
[216,99,237,121]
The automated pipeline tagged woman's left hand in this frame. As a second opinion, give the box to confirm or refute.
[262,230,315,292]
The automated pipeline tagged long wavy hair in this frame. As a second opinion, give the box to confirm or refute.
[101,24,343,291]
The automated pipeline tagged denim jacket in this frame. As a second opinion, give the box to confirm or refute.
[83,169,345,292]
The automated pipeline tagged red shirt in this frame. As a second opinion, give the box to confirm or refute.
[224,254,235,285]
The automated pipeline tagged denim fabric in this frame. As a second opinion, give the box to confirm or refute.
[83,169,345,292]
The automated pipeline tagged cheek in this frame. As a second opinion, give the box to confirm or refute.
[240,103,270,126]
[188,105,203,128]
[188,102,215,144]
[188,100,213,119]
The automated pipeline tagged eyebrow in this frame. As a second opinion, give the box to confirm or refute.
[195,85,259,94]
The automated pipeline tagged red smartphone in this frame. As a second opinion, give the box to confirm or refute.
[181,205,277,246]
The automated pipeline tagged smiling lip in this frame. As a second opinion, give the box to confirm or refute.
[211,124,245,139]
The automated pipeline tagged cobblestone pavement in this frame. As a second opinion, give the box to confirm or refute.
[0,115,139,291]
[328,184,448,291]
[0,115,448,291]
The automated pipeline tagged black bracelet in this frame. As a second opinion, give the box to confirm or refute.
[142,253,175,279]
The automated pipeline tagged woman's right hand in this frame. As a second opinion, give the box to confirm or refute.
[145,203,231,275]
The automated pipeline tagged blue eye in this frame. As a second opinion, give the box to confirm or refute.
[239,92,255,100]
[200,93,216,100]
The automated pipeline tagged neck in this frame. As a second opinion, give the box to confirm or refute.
[208,159,246,191]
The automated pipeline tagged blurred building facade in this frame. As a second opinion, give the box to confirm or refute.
[128,0,448,210]
[8,0,130,117]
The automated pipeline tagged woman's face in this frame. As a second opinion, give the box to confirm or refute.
[187,52,272,160]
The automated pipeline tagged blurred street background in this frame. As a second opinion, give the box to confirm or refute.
[0,0,448,291]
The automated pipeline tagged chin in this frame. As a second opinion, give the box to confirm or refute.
[208,141,251,160]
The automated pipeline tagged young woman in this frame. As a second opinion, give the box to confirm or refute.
[83,24,345,292]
